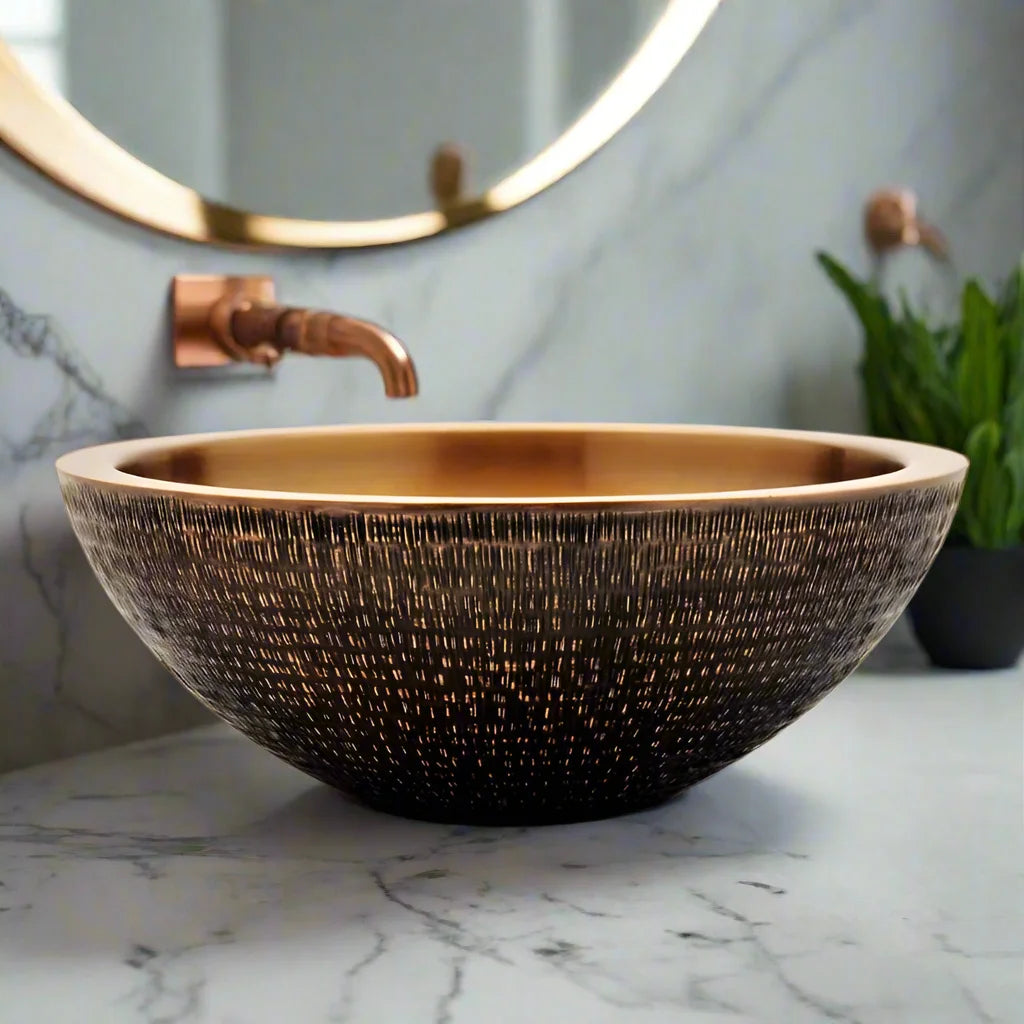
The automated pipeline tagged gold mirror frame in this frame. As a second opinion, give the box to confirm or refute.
[0,0,719,249]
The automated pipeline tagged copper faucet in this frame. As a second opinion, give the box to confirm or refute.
[172,275,418,397]
[863,188,948,261]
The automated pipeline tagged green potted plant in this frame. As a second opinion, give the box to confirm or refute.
[817,251,1024,669]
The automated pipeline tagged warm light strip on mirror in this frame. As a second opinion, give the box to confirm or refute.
[0,40,209,234]
[485,0,722,211]
[0,0,722,248]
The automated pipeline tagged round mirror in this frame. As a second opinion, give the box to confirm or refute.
[0,0,719,247]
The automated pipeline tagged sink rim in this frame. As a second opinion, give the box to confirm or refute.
[56,422,967,509]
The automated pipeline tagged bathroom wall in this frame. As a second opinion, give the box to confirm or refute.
[1,0,1021,771]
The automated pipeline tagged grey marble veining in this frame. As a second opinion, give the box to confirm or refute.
[0,288,142,462]
[1,0,1023,770]
[1,671,1020,1023]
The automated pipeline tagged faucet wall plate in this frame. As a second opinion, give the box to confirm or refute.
[172,274,276,368]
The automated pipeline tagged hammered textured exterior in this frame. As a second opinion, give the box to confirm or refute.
[60,481,960,824]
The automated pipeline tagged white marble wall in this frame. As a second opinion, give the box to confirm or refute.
[1,0,1022,771]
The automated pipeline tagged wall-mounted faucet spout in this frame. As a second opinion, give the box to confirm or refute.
[172,274,419,397]
[217,300,418,396]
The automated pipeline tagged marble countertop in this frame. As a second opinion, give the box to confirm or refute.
[1,671,1020,1024]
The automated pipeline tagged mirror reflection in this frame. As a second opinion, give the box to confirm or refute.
[0,0,669,220]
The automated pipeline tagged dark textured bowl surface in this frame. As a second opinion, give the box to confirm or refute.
[57,424,964,824]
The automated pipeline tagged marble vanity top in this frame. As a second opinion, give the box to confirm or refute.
[1,670,1020,1023]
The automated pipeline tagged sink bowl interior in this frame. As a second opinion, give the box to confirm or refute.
[117,425,904,500]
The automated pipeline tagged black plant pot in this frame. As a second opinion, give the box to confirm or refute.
[909,544,1024,670]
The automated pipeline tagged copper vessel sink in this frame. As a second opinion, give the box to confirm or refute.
[57,424,965,825]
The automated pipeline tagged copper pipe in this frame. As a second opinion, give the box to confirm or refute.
[864,187,949,261]
[209,296,419,397]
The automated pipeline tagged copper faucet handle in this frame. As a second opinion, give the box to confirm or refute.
[864,187,949,261]
[210,297,284,367]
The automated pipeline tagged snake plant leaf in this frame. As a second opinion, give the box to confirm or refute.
[998,254,1024,320]
[820,250,1024,548]
[956,281,1004,426]
[963,421,1007,547]
[900,302,963,447]
[859,356,902,438]
[816,252,892,343]
[1002,262,1024,408]
[1004,389,1024,447]
[1004,447,1024,540]
[885,369,938,445]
